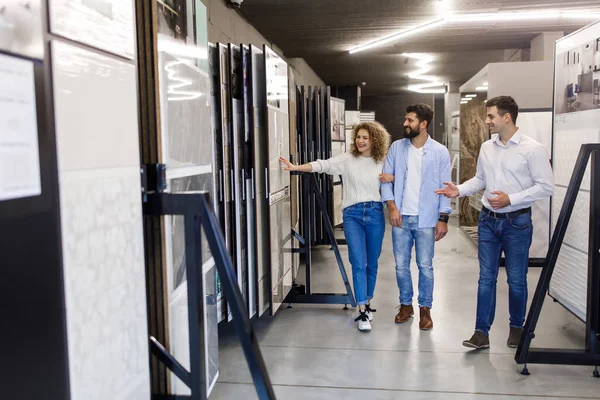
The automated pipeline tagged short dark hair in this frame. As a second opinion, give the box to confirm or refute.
[486,96,519,124]
[406,103,434,129]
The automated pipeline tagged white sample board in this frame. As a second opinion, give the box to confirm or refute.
[549,20,600,321]
[0,54,41,201]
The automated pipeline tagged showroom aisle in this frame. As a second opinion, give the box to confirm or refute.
[210,217,599,399]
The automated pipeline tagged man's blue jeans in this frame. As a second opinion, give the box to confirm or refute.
[476,210,533,335]
[392,216,435,308]
[343,202,385,305]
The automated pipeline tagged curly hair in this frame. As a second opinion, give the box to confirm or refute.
[349,121,391,163]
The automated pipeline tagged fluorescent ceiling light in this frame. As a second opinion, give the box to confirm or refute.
[407,81,446,94]
[451,11,600,22]
[460,101,468,104]
[461,97,471,101]
[349,10,600,54]
[349,19,446,54]
[476,86,488,91]
[402,53,441,82]
[466,94,477,98]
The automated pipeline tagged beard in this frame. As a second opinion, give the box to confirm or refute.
[404,127,419,139]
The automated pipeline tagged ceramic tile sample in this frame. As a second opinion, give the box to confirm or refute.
[549,244,588,321]
[229,44,249,309]
[51,41,140,171]
[59,167,150,400]
[552,127,600,190]
[0,0,44,59]
[267,107,290,194]
[49,0,135,58]
[243,44,258,318]
[158,52,213,171]
[269,196,292,314]
[204,263,220,394]
[209,43,227,322]
[265,46,292,315]
[551,186,590,254]
[251,45,271,317]
[529,198,550,258]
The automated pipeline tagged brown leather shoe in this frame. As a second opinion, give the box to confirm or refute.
[394,304,414,323]
[419,307,433,330]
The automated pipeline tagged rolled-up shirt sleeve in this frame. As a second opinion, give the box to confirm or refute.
[380,144,396,202]
[438,149,452,214]
[508,145,554,206]
[309,153,350,175]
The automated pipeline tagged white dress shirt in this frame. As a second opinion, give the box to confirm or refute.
[457,129,554,213]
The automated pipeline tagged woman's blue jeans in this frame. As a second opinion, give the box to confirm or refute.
[343,202,386,305]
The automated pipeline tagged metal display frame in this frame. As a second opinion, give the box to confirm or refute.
[284,173,356,308]
[515,144,600,377]
[143,189,277,400]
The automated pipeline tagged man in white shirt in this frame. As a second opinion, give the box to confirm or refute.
[436,96,554,349]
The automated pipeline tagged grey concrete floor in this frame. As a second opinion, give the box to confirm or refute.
[210,217,600,399]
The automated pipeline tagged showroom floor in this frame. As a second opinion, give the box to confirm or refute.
[210,217,599,399]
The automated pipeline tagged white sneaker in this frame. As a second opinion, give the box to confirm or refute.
[365,303,376,321]
[355,310,372,331]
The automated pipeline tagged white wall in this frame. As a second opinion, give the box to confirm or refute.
[487,61,554,109]
[531,32,564,62]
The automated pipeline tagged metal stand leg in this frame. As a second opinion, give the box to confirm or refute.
[593,366,599,378]
[343,304,348,310]
[521,364,530,376]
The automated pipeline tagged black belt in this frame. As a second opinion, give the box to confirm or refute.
[482,207,531,219]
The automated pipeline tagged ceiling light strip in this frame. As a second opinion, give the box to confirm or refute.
[348,10,600,54]
[349,18,446,54]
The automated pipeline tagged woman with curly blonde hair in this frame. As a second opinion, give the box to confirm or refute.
[280,121,392,331]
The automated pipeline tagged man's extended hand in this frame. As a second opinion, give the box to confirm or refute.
[488,191,511,210]
[435,182,460,198]
[434,221,448,241]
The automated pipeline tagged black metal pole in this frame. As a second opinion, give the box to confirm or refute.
[198,196,277,400]
[310,175,356,307]
[587,151,600,355]
[516,145,590,364]
[303,173,312,294]
[185,215,206,399]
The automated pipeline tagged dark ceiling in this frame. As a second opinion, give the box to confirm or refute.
[239,0,600,95]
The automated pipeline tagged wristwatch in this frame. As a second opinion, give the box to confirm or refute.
[438,214,449,223]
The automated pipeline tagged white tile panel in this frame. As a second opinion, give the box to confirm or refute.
[51,41,140,172]
[59,167,150,400]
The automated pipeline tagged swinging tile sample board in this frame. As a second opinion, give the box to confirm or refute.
[243,44,258,318]
[251,45,271,316]
[157,1,218,394]
[217,43,236,321]
[229,44,249,313]
[264,45,293,315]
[51,40,149,400]
[550,20,600,321]
[208,44,228,323]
